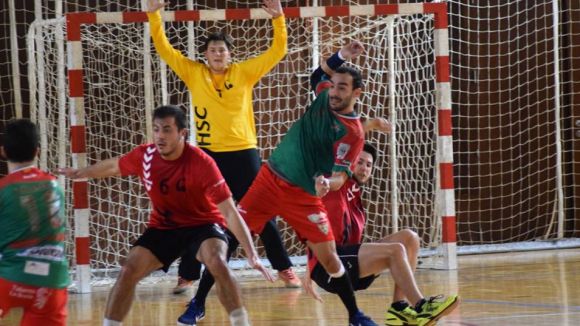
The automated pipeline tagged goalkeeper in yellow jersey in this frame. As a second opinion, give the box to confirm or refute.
[146,0,300,307]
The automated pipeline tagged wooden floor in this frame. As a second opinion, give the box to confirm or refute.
[2,249,580,325]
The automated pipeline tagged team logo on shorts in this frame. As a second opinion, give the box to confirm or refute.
[308,212,330,235]
[336,143,351,160]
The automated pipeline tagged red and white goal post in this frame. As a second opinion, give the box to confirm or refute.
[29,3,455,293]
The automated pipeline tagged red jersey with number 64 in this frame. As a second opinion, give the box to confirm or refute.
[118,144,231,229]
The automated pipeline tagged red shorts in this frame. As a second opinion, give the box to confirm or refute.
[238,165,334,244]
[0,278,67,326]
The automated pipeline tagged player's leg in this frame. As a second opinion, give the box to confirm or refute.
[196,237,249,326]
[174,250,202,294]
[0,278,68,326]
[178,231,239,325]
[21,287,68,326]
[357,242,423,305]
[104,246,163,323]
[105,227,183,324]
[259,219,300,287]
[308,240,376,325]
[378,229,420,302]
[206,148,298,287]
[364,232,458,325]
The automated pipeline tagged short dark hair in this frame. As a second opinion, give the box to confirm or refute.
[153,105,187,130]
[335,66,363,90]
[2,119,40,163]
[363,142,377,165]
[200,32,233,53]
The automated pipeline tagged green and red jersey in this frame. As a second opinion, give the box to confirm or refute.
[268,88,364,195]
[0,167,69,289]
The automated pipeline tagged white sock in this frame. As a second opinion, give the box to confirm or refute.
[103,318,122,326]
[328,263,346,278]
[229,307,250,326]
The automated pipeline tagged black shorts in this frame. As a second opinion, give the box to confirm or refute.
[310,244,379,294]
[201,148,261,202]
[133,224,228,272]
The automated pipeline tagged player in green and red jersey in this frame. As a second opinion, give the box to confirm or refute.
[0,119,69,326]
[237,41,378,326]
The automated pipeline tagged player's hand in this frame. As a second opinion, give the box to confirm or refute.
[367,117,392,134]
[339,41,365,60]
[262,0,283,18]
[247,254,275,282]
[56,168,84,179]
[147,0,169,13]
[314,175,330,197]
[302,273,323,302]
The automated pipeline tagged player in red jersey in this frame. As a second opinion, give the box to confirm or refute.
[58,105,271,326]
[303,142,459,326]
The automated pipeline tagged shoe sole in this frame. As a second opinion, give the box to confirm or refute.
[421,297,460,326]
[176,315,205,326]
[173,288,189,295]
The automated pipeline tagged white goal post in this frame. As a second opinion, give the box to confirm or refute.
[28,3,455,293]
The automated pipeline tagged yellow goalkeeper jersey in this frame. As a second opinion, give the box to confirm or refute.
[148,11,287,152]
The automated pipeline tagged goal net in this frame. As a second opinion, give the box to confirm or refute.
[28,3,454,291]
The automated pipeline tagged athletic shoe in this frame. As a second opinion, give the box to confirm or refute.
[278,268,301,288]
[385,306,418,325]
[172,277,193,295]
[349,310,379,326]
[177,298,206,326]
[416,295,459,326]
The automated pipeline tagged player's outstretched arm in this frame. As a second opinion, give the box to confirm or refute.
[146,0,168,13]
[262,0,283,18]
[57,157,121,180]
[146,0,195,82]
[364,117,392,134]
[238,0,288,84]
[310,41,366,93]
[315,171,348,197]
[216,198,275,282]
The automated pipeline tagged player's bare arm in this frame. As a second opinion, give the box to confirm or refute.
[364,117,392,134]
[57,157,121,179]
[262,0,283,18]
[216,198,275,282]
[315,171,348,197]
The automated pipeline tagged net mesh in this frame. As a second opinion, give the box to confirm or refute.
[30,8,441,278]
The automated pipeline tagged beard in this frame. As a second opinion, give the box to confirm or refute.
[329,96,350,112]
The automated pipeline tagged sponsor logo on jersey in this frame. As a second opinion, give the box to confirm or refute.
[142,146,156,191]
[336,143,351,160]
[9,284,36,300]
[346,183,360,202]
[24,260,50,276]
[308,212,330,235]
[33,287,50,309]
[16,245,65,261]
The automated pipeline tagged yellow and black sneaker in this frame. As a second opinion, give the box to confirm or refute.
[385,305,418,325]
[416,295,459,326]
